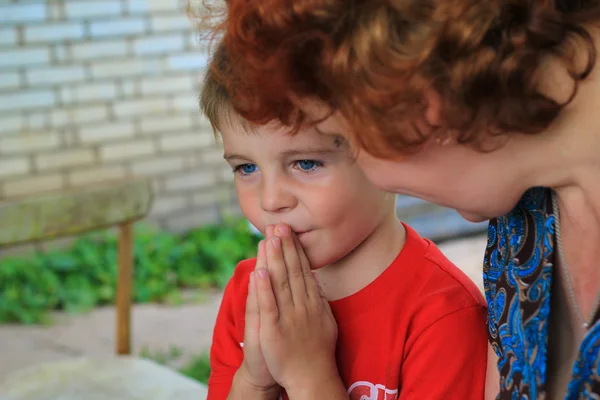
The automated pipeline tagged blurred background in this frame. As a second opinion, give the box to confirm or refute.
[0,1,488,398]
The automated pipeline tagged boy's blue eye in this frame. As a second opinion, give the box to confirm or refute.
[297,160,318,171]
[240,164,257,174]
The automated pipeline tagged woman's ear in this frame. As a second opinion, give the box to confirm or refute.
[423,88,442,127]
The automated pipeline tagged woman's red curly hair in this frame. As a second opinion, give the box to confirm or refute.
[207,0,600,156]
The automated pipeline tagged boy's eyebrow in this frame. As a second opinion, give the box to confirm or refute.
[223,146,339,162]
[223,152,247,161]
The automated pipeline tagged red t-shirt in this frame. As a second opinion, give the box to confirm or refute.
[208,224,488,399]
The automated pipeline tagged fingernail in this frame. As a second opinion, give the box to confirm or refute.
[271,237,281,249]
[256,268,268,279]
[276,224,290,236]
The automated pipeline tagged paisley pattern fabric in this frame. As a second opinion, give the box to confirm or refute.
[483,187,600,399]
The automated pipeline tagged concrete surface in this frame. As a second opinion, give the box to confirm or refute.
[0,357,208,400]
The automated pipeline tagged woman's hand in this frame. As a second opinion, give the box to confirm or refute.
[254,223,341,395]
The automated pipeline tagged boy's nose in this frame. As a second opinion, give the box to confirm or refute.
[260,178,297,213]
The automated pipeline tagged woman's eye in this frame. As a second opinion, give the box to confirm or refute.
[296,160,321,171]
[236,163,257,175]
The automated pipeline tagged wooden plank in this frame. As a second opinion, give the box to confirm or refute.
[0,180,153,247]
[116,222,133,355]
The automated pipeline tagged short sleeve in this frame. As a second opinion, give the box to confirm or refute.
[207,260,254,400]
[399,306,488,400]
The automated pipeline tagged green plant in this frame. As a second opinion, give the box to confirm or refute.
[139,345,184,366]
[0,217,261,324]
[179,352,211,384]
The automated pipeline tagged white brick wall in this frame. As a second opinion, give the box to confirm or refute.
[0,0,238,232]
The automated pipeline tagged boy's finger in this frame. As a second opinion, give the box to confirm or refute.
[255,267,279,325]
[245,272,260,334]
[266,237,294,309]
[276,224,307,303]
[265,224,275,239]
[293,234,318,299]
[256,240,266,271]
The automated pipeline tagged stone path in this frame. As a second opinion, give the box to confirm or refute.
[0,234,488,382]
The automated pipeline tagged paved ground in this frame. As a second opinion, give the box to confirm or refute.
[0,234,488,381]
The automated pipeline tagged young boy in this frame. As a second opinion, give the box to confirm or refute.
[201,46,488,400]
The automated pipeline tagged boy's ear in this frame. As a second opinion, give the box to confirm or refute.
[423,88,442,127]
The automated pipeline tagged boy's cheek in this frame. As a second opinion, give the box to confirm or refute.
[237,192,264,234]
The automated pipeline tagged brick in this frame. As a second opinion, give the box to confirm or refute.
[90,58,161,79]
[192,190,220,207]
[53,44,70,62]
[140,115,193,135]
[164,170,216,191]
[140,75,192,95]
[0,90,55,112]
[0,71,20,89]
[69,165,127,186]
[78,121,135,144]
[133,34,184,55]
[3,174,63,198]
[0,48,49,68]
[24,112,49,130]
[71,40,127,60]
[219,165,234,182]
[51,105,109,127]
[132,156,185,175]
[25,23,85,44]
[26,65,86,86]
[150,195,188,216]
[0,28,17,46]
[61,82,118,103]
[90,18,146,38]
[168,53,208,71]
[113,98,169,118]
[1,4,47,25]
[100,139,156,161]
[128,0,180,13]
[159,131,214,152]
[35,148,95,170]
[172,94,200,111]
[120,80,138,96]
[66,1,122,18]
[0,116,23,136]
[0,132,61,154]
[48,1,65,21]
[71,106,109,124]
[0,157,30,178]
[201,149,227,165]
[165,208,220,232]
[150,15,192,32]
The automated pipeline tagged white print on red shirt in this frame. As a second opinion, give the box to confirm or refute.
[347,381,398,400]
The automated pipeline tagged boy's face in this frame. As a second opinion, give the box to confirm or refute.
[221,120,395,269]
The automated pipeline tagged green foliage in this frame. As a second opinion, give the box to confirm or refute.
[139,345,212,385]
[0,218,260,324]
[179,352,212,384]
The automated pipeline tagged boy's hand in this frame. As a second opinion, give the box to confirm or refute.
[254,224,340,394]
[238,239,279,393]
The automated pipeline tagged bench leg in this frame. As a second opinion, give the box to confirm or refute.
[116,222,133,355]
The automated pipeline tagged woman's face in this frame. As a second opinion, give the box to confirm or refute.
[315,112,533,222]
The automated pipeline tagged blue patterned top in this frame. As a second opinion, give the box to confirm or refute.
[483,187,600,399]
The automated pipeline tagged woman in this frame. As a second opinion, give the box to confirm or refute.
[206,0,600,398]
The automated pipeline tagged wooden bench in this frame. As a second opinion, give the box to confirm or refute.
[0,180,208,399]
